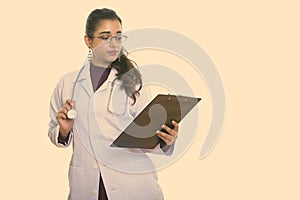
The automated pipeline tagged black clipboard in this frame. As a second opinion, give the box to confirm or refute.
[110,94,201,149]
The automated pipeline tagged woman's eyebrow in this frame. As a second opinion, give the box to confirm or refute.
[98,30,122,35]
[99,31,111,35]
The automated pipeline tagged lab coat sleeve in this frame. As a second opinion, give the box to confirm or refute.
[142,142,175,156]
[48,74,73,148]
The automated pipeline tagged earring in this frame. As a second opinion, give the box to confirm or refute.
[87,48,93,62]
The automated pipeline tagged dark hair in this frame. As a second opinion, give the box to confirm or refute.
[85,8,142,105]
[85,8,122,38]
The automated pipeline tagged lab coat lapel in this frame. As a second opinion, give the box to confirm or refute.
[74,63,119,97]
[75,63,94,98]
[95,68,118,93]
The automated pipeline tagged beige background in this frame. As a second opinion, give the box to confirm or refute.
[0,0,299,199]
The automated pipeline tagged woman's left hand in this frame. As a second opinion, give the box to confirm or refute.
[156,120,179,145]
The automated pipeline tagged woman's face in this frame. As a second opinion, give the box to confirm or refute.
[85,19,123,67]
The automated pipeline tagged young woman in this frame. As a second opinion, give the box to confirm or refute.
[48,8,179,200]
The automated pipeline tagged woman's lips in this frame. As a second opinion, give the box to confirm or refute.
[108,50,119,55]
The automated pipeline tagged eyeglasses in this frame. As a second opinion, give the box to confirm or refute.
[92,34,128,43]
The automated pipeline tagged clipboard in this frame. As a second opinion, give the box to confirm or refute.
[110,94,201,149]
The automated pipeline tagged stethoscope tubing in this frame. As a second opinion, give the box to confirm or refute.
[67,62,128,119]
[67,64,86,119]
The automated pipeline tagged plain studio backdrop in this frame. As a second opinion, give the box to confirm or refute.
[0,0,299,199]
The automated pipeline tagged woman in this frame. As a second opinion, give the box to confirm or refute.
[48,8,179,200]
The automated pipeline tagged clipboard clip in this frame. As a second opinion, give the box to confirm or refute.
[167,93,188,102]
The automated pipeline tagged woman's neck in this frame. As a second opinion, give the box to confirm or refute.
[91,60,110,68]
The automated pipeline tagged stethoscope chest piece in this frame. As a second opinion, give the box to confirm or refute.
[67,109,78,119]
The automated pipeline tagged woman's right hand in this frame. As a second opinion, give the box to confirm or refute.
[56,99,75,139]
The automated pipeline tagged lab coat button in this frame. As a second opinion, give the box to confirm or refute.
[92,188,98,194]
[109,186,116,191]
[93,164,98,169]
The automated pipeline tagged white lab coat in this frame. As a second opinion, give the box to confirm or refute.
[48,62,173,200]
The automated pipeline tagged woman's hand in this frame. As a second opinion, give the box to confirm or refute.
[156,120,179,146]
[56,99,74,139]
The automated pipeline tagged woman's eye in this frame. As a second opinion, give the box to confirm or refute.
[100,36,110,41]
[116,36,122,41]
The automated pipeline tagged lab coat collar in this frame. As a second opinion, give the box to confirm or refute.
[96,67,118,93]
[72,61,119,97]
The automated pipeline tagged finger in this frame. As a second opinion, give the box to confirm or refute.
[58,106,70,119]
[162,124,177,137]
[66,99,74,107]
[156,130,173,141]
[161,124,172,134]
[171,120,179,132]
[57,112,67,120]
[156,131,174,145]
[60,107,69,115]
[63,104,71,112]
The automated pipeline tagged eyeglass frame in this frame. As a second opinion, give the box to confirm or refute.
[90,33,128,43]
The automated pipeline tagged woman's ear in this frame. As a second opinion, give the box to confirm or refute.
[84,35,92,48]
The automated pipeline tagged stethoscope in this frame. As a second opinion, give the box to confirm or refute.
[67,63,128,119]
[66,65,85,119]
